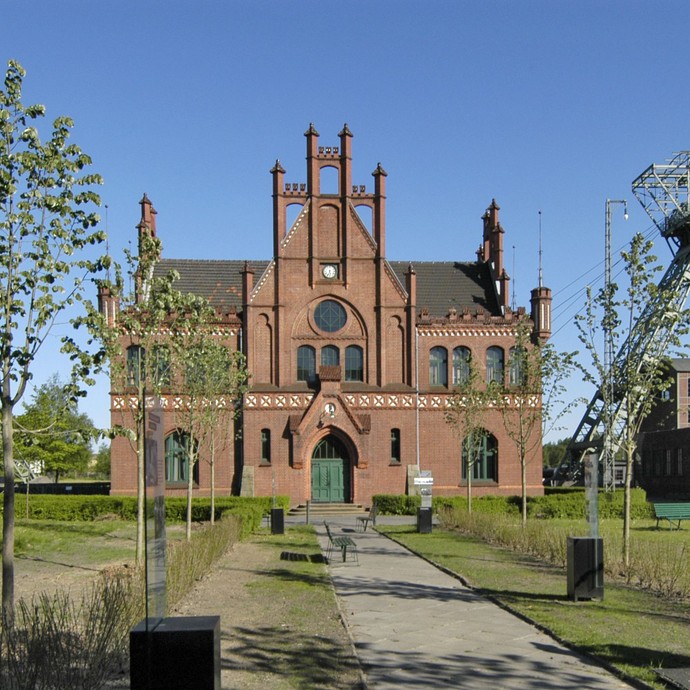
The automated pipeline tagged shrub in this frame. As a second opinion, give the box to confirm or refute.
[0,572,144,690]
[530,488,654,520]
[0,514,247,688]
[2,494,289,523]
[166,514,243,607]
[372,494,421,515]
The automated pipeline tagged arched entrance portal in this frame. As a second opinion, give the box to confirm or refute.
[311,435,351,503]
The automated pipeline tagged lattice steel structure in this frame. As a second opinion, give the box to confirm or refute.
[558,152,690,489]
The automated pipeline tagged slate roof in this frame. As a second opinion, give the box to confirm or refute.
[154,259,269,312]
[389,261,499,316]
[154,257,500,318]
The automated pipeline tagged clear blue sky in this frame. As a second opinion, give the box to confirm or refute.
[5,0,690,441]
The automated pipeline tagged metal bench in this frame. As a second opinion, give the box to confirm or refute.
[653,502,690,529]
[324,522,358,564]
[356,502,377,532]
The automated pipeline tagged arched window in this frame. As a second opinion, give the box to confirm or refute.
[297,345,316,383]
[151,344,171,387]
[429,347,448,387]
[165,430,199,484]
[461,432,498,482]
[486,346,504,384]
[126,345,145,387]
[321,345,340,367]
[452,347,471,385]
[345,345,363,382]
[509,346,526,386]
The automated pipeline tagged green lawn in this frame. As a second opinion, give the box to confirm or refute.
[380,524,690,689]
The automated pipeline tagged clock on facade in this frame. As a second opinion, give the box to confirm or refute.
[322,264,338,279]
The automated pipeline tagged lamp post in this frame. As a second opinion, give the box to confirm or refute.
[603,199,628,491]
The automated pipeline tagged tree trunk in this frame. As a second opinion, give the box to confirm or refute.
[521,454,528,527]
[186,444,195,541]
[2,402,15,615]
[136,418,145,566]
[210,437,216,526]
[623,445,634,569]
[467,459,473,515]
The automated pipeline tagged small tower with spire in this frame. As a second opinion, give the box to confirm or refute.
[531,210,552,342]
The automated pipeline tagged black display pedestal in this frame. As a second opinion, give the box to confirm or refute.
[130,616,220,690]
[567,537,604,601]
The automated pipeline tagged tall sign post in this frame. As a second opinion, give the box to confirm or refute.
[145,401,166,623]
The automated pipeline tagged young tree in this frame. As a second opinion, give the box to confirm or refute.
[492,320,578,525]
[0,61,106,613]
[445,357,493,514]
[576,232,688,567]
[14,373,96,482]
[172,338,247,538]
[92,225,214,563]
[192,343,247,526]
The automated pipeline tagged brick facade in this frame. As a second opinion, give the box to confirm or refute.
[638,360,690,499]
[106,125,552,507]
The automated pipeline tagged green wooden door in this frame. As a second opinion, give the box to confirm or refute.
[311,436,350,503]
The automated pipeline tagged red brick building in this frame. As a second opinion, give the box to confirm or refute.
[637,359,690,499]
[107,125,552,507]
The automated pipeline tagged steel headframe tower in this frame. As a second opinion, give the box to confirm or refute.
[560,152,690,488]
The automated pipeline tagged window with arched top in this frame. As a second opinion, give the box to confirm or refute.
[151,344,171,387]
[321,345,340,367]
[462,432,498,482]
[509,346,526,386]
[345,345,363,382]
[429,347,448,387]
[486,346,504,384]
[297,345,316,384]
[165,430,199,485]
[452,347,471,385]
[126,345,145,387]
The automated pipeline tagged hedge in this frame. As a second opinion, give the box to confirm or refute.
[1,494,290,523]
[373,488,654,520]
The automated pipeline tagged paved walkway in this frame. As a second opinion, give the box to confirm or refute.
[306,516,635,690]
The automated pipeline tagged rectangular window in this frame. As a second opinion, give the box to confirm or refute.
[391,429,401,464]
[261,429,271,465]
[679,448,684,477]
[666,449,672,476]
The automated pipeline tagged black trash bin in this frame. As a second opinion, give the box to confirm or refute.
[417,507,432,533]
[271,508,285,535]
[567,537,603,601]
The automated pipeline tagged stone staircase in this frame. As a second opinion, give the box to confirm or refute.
[288,502,366,518]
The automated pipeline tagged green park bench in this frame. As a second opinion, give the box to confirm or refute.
[324,522,358,564]
[653,502,690,530]
[356,502,377,532]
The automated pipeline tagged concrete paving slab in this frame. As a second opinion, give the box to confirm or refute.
[315,517,635,690]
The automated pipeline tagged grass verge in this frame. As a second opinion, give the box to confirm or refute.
[379,525,690,690]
